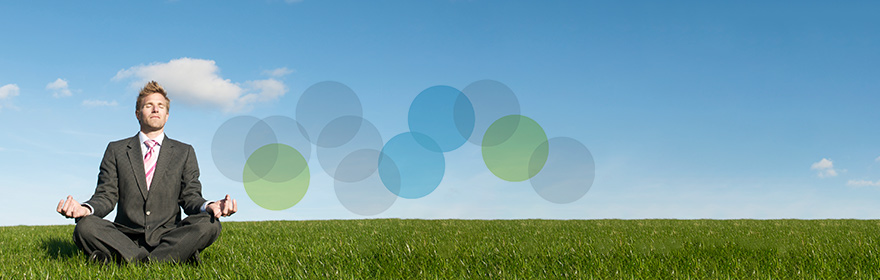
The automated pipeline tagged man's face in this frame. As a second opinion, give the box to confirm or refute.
[136,93,169,132]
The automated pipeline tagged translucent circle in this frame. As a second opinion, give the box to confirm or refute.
[482,115,548,182]
[243,144,310,211]
[212,115,263,182]
[243,119,278,181]
[461,80,520,146]
[242,116,311,183]
[317,115,362,149]
[379,132,445,199]
[334,149,398,216]
[263,116,311,180]
[317,116,383,182]
[408,85,474,152]
[529,137,595,204]
[295,81,363,148]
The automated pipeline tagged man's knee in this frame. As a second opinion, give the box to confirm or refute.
[200,217,222,240]
[73,215,112,251]
[73,215,104,240]
[185,213,222,240]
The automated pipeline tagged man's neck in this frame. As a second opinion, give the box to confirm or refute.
[141,128,164,140]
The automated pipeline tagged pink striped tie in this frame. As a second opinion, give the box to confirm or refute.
[144,140,158,190]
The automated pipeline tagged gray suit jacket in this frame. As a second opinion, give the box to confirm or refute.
[84,135,207,247]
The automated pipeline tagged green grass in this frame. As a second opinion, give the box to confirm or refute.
[2,219,880,279]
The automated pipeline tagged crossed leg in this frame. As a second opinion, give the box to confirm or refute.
[149,213,221,262]
[73,213,221,263]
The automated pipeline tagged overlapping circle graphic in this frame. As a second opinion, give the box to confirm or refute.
[212,79,595,215]
[243,143,309,210]
[213,115,312,210]
[461,80,520,146]
[379,132,445,199]
[296,81,362,148]
[529,137,595,204]
[212,115,311,183]
[482,115,549,182]
[335,149,398,215]
[408,85,474,152]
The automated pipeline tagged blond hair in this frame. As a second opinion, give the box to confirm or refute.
[136,81,170,112]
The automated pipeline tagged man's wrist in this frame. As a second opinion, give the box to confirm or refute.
[200,200,215,213]
[81,203,94,216]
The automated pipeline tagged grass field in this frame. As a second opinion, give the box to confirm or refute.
[1,219,879,279]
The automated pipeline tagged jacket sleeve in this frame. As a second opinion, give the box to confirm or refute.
[178,144,207,215]
[83,143,119,218]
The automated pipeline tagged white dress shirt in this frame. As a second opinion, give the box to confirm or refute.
[138,131,165,159]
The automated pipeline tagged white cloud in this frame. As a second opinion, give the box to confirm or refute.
[263,67,294,77]
[82,99,118,107]
[0,84,19,99]
[875,156,880,162]
[847,180,880,187]
[46,78,72,97]
[247,79,286,101]
[812,158,833,169]
[811,158,837,178]
[0,84,20,111]
[113,57,288,113]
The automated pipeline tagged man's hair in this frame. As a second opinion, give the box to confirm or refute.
[136,81,171,112]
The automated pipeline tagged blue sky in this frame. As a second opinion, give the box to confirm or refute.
[2,1,879,226]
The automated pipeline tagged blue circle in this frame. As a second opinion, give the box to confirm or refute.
[378,132,445,199]
[407,85,474,153]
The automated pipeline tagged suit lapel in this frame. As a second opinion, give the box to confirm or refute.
[152,137,176,194]
[126,135,149,200]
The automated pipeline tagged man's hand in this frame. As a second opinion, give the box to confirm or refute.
[207,194,238,218]
[57,195,90,219]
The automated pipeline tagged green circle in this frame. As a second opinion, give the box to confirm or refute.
[482,115,549,182]
[243,143,310,210]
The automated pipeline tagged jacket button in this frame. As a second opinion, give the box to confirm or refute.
[146,211,151,216]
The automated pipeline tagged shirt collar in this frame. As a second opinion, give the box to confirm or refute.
[138,131,166,147]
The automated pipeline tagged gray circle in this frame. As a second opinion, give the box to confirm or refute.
[296,81,363,148]
[243,119,278,181]
[317,114,362,149]
[334,149,398,216]
[212,115,264,182]
[528,137,594,204]
[246,116,312,182]
[461,80,520,146]
[317,116,383,182]
[261,116,311,161]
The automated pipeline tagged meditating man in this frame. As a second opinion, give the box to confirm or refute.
[56,81,237,264]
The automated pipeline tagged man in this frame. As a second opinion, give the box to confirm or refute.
[57,80,237,264]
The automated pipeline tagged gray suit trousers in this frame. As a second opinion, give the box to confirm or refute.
[73,213,221,263]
